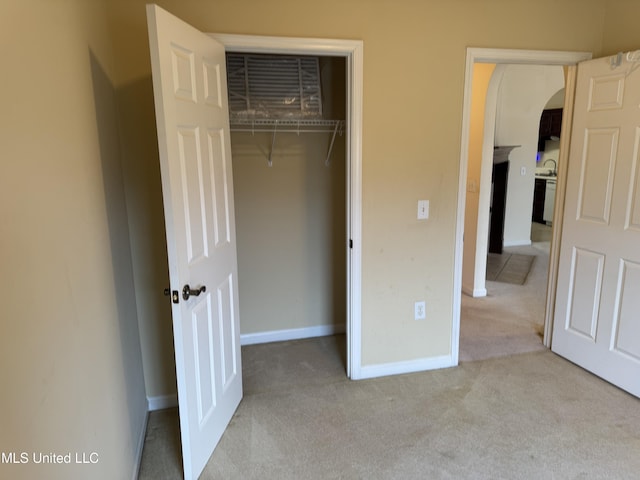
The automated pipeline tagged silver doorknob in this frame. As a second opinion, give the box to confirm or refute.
[182,284,206,301]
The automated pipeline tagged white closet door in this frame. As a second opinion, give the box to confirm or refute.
[147,5,243,478]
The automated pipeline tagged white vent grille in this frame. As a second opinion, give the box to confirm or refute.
[226,54,322,119]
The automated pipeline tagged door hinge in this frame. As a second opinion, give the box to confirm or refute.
[349,239,353,249]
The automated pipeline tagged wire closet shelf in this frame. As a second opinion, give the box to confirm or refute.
[229,118,345,167]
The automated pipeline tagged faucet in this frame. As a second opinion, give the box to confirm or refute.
[543,159,557,176]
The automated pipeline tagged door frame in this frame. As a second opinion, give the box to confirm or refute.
[453,48,592,364]
[210,33,363,379]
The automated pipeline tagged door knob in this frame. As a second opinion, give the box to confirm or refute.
[182,284,206,301]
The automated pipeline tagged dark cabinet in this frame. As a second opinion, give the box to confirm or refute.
[489,161,509,254]
[539,108,563,137]
[538,108,563,151]
[533,178,546,224]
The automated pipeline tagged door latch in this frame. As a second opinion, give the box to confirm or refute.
[164,288,180,304]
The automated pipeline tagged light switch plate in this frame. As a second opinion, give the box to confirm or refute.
[418,200,429,220]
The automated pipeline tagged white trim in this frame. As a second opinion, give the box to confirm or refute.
[347,40,364,381]
[240,324,346,346]
[503,239,532,247]
[357,355,455,380]
[543,65,578,348]
[132,410,149,480]
[147,393,179,411]
[453,48,593,366]
[462,285,487,298]
[464,48,592,65]
[211,33,363,380]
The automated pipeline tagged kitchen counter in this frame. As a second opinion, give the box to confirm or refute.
[535,172,557,180]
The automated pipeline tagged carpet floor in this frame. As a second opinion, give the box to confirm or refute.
[139,337,640,479]
[138,224,640,479]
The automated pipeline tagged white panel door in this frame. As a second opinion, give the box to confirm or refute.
[147,5,242,479]
[552,54,640,398]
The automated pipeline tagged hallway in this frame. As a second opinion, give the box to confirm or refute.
[459,223,552,362]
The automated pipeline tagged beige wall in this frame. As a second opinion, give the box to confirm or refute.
[115,55,175,400]
[602,0,640,55]
[108,0,611,395]
[0,1,146,479]
[232,132,347,334]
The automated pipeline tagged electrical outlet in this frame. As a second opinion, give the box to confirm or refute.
[414,301,426,320]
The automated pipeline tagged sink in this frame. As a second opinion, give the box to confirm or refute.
[535,169,557,178]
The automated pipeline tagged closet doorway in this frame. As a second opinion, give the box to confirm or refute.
[212,34,364,378]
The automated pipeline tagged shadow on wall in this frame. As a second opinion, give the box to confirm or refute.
[113,69,177,397]
[89,50,147,440]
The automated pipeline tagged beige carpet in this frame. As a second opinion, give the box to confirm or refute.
[138,224,640,479]
[460,240,550,362]
[139,336,640,479]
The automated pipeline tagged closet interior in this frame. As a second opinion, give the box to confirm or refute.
[227,53,348,348]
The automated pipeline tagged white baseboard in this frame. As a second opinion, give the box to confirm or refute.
[355,354,455,380]
[147,394,178,411]
[503,239,532,247]
[132,408,149,480]
[462,284,487,297]
[241,324,345,346]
